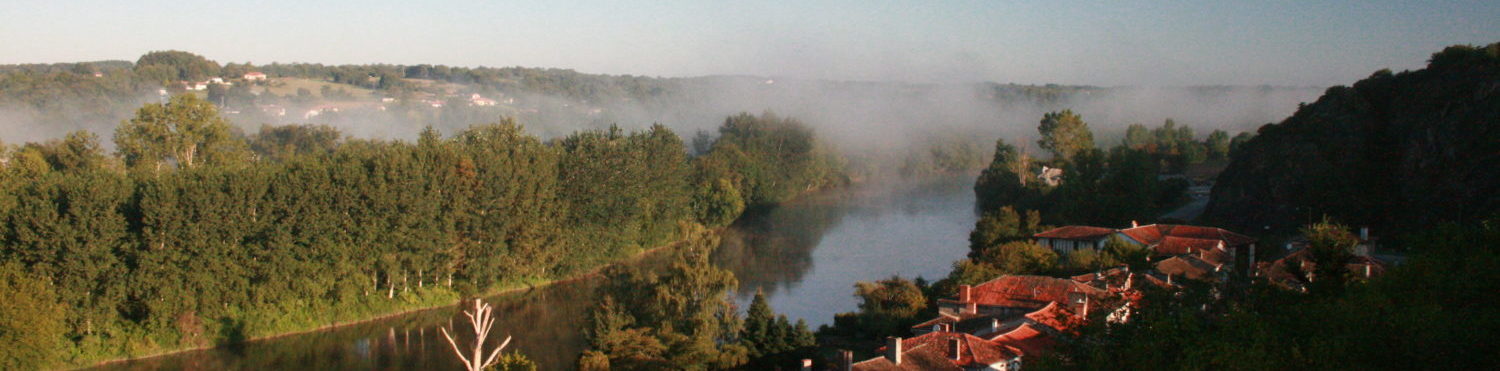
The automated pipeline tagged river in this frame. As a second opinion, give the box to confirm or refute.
[92,175,978,370]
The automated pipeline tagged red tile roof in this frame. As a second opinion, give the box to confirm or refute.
[1034,226,1116,240]
[1121,224,1254,246]
[1257,248,1389,288]
[989,323,1061,357]
[954,275,1105,310]
[911,313,961,330]
[854,332,1019,371]
[1155,255,1220,281]
[1154,236,1224,256]
[1023,301,1085,333]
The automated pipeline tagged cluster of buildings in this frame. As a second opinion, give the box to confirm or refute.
[835,222,1390,370]
[843,273,1153,370]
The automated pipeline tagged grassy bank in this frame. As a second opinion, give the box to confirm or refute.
[75,225,718,370]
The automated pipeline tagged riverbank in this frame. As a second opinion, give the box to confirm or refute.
[79,226,714,370]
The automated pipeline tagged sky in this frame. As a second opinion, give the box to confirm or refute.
[1,0,1496,86]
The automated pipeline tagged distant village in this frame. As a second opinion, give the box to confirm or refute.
[158,71,527,122]
[837,222,1392,371]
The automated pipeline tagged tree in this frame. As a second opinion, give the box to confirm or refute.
[17,131,110,172]
[1300,219,1359,295]
[115,94,246,171]
[1101,235,1151,271]
[973,139,1037,212]
[440,299,517,371]
[250,124,342,161]
[0,263,66,370]
[1124,123,1152,150]
[134,50,221,81]
[1205,130,1231,159]
[585,245,749,369]
[969,206,1043,253]
[1229,132,1255,157]
[850,276,928,336]
[1037,110,1095,162]
[976,240,1060,275]
[741,289,815,368]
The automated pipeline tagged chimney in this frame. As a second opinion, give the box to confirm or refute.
[965,302,977,315]
[948,337,963,360]
[1359,227,1370,241]
[800,358,813,371]
[959,284,972,303]
[1130,220,1138,228]
[839,350,853,371]
[886,337,903,365]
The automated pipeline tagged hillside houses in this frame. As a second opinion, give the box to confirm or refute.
[1036,223,1254,275]
[845,275,1141,370]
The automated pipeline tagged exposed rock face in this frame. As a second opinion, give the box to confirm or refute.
[1203,43,1500,236]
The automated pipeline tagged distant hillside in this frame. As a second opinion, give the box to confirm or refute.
[1202,43,1500,239]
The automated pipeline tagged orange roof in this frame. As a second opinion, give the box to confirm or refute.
[990,323,1061,357]
[855,332,1019,371]
[1257,249,1389,288]
[1034,226,1115,240]
[1023,301,1085,333]
[1119,225,1164,244]
[1121,224,1254,246]
[955,275,1104,310]
[1155,255,1219,281]
[1154,236,1223,256]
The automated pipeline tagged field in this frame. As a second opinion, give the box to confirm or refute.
[259,77,377,99]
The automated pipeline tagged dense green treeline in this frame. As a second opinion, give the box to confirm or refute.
[0,95,843,368]
[973,111,1192,228]
[1205,42,1500,238]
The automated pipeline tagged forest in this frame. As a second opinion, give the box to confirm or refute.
[0,93,845,369]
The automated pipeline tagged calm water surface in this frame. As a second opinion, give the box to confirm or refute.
[93,175,977,370]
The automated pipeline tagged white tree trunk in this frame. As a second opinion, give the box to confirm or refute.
[440,299,512,371]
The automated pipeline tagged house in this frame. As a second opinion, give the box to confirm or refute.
[1035,223,1255,269]
[243,72,267,81]
[1256,245,1388,291]
[1154,254,1224,281]
[891,296,1088,370]
[1117,223,1255,258]
[937,275,1104,318]
[987,323,1059,362]
[851,332,1022,371]
[1034,226,1115,253]
[1038,166,1064,187]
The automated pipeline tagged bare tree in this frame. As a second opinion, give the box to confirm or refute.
[441,299,513,371]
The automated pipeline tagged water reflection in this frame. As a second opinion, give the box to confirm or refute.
[93,175,976,371]
[715,176,978,327]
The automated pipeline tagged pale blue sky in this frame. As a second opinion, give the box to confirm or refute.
[2,1,1495,86]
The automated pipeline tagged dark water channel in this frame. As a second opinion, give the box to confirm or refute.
[93,175,977,370]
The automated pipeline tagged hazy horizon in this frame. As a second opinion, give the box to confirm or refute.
[4,1,1497,87]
